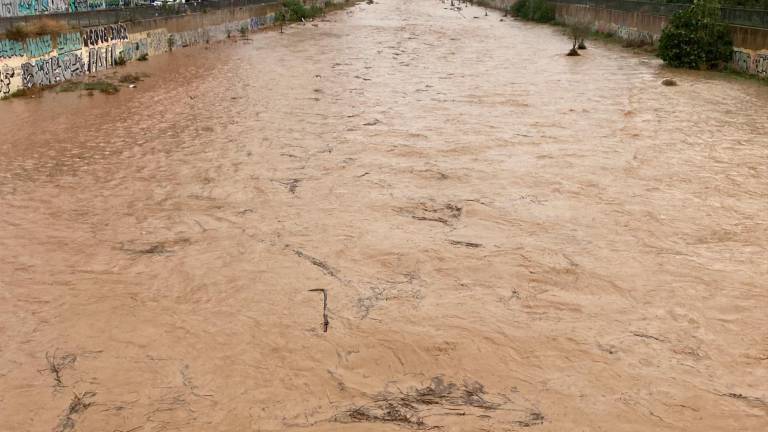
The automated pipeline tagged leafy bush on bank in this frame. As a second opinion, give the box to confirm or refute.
[276,0,324,22]
[509,0,555,23]
[658,0,733,69]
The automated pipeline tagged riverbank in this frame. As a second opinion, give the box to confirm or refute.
[0,0,357,99]
[1,24,280,99]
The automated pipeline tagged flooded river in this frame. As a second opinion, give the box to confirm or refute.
[1,0,767,430]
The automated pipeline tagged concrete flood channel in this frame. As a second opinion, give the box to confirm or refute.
[1,0,767,430]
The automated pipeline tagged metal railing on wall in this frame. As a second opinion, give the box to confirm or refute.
[720,5,768,27]
[553,0,768,28]
[0,0,277,33]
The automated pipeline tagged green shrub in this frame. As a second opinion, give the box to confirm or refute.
[509,0,555,23]
[118,73,144,84]
[137,53,149,61]
[54,80,119,95]
[83,81,119,95]
[658,0,733,69]
[280,0,324,22]
[9,87,34,97]
[56,81,82,93]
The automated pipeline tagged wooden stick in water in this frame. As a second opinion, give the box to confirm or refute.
[308,288,329,332]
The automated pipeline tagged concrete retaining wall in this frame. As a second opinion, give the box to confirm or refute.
[730,25,768,77]
[1,2,294,96]
[555,3,663,45]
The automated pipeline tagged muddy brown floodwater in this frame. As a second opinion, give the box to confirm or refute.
[1,0,767,431]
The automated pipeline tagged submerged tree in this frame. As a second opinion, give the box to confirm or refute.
[276,7,287,33]
[567,23,591,56]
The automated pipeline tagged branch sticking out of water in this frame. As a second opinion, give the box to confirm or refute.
[631,332,666,342]
[40,350,77,389]
[55,392,95,432]
[308,288,329,333]
[278,178,302,194]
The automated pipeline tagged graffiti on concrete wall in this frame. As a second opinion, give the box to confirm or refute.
[50,0,68,12]
[0,0,119,16]
[0,39,24,58]
[755,54,768,76]
[249,14,276,30]
[146,29,169,55]
[166,17,277,50]
[82,24,128,47]
[17,0,36,15]
[171,28,210,49]
[19,0,70,13]
[2,10,282,96]
[733,50,751,73]
[0,33,82,67]
[57,32,83,54]
[0,0,18,16]
[1,64,14,95]
[25,34,52,58]
[119,38,148,61]
[615,25,654,45]
[87,43,118,73]
[19,51,85,87]
[732,49,768,78]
